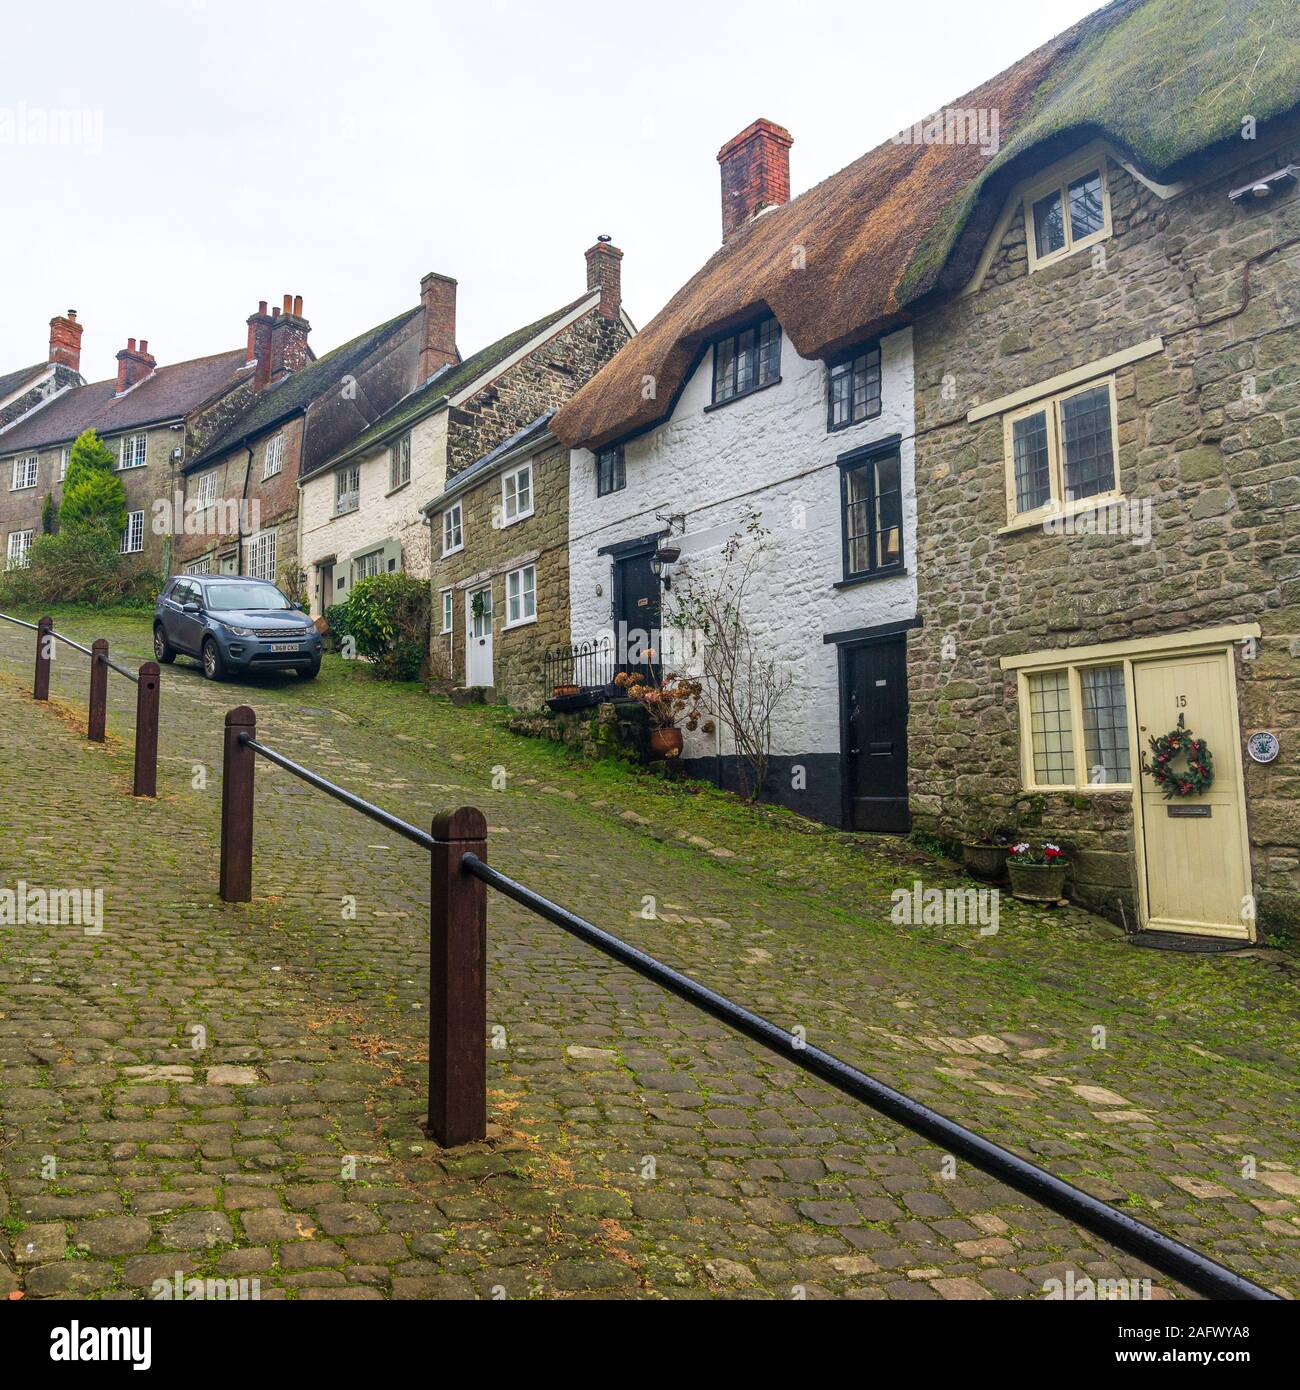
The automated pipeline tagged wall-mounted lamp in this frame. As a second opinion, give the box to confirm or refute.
[650,544,681,589]
[1228,165,1297,206]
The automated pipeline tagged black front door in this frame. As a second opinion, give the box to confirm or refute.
[842,635,909,832]
[614,548,661,680]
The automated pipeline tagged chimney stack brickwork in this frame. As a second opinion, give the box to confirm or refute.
[115,336,157,394]
[269,293,311,384]
[717,117,794,240]
[584,240,624,320]
[419,273,458,383]
[48,310,83,374]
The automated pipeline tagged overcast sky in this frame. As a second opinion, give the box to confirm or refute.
[1,0,1103,383]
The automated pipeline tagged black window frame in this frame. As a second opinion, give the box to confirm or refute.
[596,443,625,497]
[826,340,883,433]
[707,314,782,409]
[836,435,905,585]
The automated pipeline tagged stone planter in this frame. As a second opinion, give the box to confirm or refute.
[961,842,1009,882]
[649,727,684,759]
[1007,861,1069,903]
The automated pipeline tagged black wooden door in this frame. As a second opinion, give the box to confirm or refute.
[842,636,909,832]
[615,549,661,680]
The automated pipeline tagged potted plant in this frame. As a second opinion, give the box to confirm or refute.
[613,670,712,758]
[1006,841,1069,903]
[960,811,1012,881]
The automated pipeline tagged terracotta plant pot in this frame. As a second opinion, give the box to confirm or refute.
[1007,861,1069,903]
[552,684,580,698]
[961,842,1009,882]
[649,727,684,759]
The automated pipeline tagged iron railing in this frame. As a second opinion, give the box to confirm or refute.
[543,636,613,701]
[0,611,159,795]
[212,703,1278,1302]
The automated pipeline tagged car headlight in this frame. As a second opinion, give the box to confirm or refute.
[223,624,255,637]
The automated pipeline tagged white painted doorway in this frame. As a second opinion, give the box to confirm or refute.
[466,585,494,687]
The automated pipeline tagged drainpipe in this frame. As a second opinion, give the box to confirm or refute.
[237,442,253,575]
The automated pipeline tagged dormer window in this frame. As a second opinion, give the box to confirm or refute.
[828,342,882,432]
[711,315,780,406]
[1025,159,1111,270]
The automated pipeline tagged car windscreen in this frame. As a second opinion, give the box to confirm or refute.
[203,584,293,612]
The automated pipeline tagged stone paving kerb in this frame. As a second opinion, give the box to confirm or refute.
[0,610,1297,1301]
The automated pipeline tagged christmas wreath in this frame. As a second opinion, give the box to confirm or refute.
[1145,721,1214,799]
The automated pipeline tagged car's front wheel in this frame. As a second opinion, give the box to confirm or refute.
[298,658,321,680]
[201,638,226,682]
[153,624,175,664]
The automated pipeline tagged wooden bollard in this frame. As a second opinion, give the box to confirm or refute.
[133,661,160,797]
[88,638,109,741]
[426,806,488,1147]
[34,615,52,701]
[219,706,257,902]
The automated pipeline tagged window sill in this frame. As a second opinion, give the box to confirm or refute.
[595,486,627,500]
[1024,783,1133,795]
[827,407,884,436]
[503,615,537,631]
[442,544,464,559]
[834,566,907,590]
[998,493,1124,536]
[500,509,533,529]
[704,377,782,413]
[333,507,360,520]
[385,479,410,498]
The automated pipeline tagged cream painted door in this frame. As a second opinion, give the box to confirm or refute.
[466,586,493,688]
[1132,651,1251,938]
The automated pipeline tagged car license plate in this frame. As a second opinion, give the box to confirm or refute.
[269,643,299,653]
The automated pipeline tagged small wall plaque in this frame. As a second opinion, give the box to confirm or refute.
[1247,731,1280,764]
[1168,804,1212,818]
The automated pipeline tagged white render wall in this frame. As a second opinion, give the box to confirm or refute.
[299,408,449,616]
[567,325,916,765]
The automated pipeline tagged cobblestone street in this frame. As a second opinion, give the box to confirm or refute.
[1,611,1297,1300]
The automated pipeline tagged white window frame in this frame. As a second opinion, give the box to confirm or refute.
[1001,375,1121,529]
[1023,155,1112,272]
[118,433,148,469]
[353,548,385,582]
[504,563,537,629]
[440,588,454,633]
[1015,658,1136,793]
[263,433,285,479]
[6,529,33,568]
[10,455,39,490]
[58,448,68,482]
[335,463,360,516]
[185,557,212,576]
[501,461,533,527]
[120,510,145,555]
[195,471,218,510]
[390,433,411,491]
[245,528,277,583]
[441,501,463,557]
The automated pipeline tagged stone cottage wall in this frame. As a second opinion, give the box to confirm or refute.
[909,135,1300,934]
[431,444,571,708]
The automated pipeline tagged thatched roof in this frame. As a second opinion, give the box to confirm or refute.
[553,0,1300,450]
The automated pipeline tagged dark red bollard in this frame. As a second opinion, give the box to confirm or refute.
[87,638,109,741]
[133,661,160,797]
[34,615,52,701]
[426,806,488,1147]
[219,706,257,903]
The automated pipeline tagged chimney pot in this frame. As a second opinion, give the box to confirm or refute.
[292,294,303,317]
[115,336,156,394]
[717,117,793,241]
[127,337,136,352]
[282,294,293,315]
[584,239,624,321]
[419,272,458,383]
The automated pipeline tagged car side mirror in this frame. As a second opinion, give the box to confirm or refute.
[183,601,201,614]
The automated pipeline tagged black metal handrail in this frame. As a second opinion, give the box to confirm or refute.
[0,611,138,682]
[239,734,435,850]
[213,709,1277,1301]
[460,852,1278,1303]
[543,636,613,697]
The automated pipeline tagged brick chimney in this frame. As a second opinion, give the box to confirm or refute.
[419,273,458,383]
[115,337,157,394]
[246,300,275,388]
[268,293,311,384]
[717,118,793,241]
[49,310,83,373]
[584,238,623,320]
